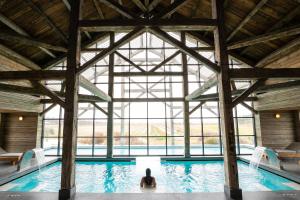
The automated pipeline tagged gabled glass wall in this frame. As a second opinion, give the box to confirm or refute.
[41,32,256,156]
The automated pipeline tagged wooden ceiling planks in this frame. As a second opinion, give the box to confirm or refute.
[0,0,299,66]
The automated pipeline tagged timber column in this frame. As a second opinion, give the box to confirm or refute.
[59,0,82,199]
[212,0,242,199]
[181,32,190,158]
[107,32,115,158]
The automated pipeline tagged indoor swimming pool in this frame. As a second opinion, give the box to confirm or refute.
[0,160,299,193]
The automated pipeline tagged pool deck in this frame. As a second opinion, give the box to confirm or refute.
[0,191,299,200]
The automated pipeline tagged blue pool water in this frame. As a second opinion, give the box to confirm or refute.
[0,160,298,193]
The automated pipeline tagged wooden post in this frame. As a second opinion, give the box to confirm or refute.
[59,0,81,199]
[293,111,300,142]
[212,0,242,199]
[107,32,115,158]
[181,32,190,158]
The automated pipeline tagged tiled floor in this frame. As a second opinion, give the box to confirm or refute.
[0,191,299,200]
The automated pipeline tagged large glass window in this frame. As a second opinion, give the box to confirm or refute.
[41,32,256,156]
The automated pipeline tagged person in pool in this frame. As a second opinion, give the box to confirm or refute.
[140,168,156,188]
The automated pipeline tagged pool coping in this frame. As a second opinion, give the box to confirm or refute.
[0,190,299,200]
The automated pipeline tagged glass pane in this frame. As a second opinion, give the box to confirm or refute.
[238,118,254,136]
[167,119,184,136]
[148,102,165,118]
[77,138,93,155]
[149,119,166,136]
[95,120,107,137]
[114,137,129,156]
[113,119,129,137]
[167,137,184,155]
[149,137,166,155]
[130,119,147,136]
[78,120,93,137]
[45,105,61,119]
[203,118,219,136]
[43,138,58,155]
[94,138,107,156]
[204,137,221,155]
[130,102,147,118]
[44,120,60,137]
[239,136,255,154]
[237,103,252,117]
[190,137,203,155]
[130,137,147,155]
[190,118,202,136]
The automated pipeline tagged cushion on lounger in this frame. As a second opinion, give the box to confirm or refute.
[0,153,23,157]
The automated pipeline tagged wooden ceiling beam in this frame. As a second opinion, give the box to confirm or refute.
[0,31,67,52]
[226,0,268,42]
[230,68,300,79]
[187,31,256,67]
[240,5,300,55]
[148,0,162,12]
[0,12,56,58]
[44,33,109,69]
[186,76,218,100]
[240,102,258,114]
[92,0,105,19]
[115,51,145,72]
[0,43,40,70]
[232,78,266,107]
[61,0,71,10]
[79,76,111,101]
[79,18,217,32]
[92,102,108,115]
[31,80,65,107]
[255,36,300,67]
[149,27,220,73]
[24,0,68,43]
[39,103,57,116]
[62,0,91,39]
[0,83,40,95]
[99,0,137,19]
[189,101,206,115]
[0,40,67,106]
[77,27,144,74]
[151,0,188,19]
[228,25,300,50]
[132,0,147,12]
[150,50,181,72]
[113,72,182,76]
[193,80,300,101]
[0,70,66,80]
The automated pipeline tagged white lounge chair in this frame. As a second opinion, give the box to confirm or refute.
[0,147,23,165]
[276,142,300,166]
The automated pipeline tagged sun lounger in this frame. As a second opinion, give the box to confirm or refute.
[0,147,23,165]
[276,143,300,166]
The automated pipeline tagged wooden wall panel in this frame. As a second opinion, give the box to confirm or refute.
[2,113,39,152]
[256,111,296,149]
